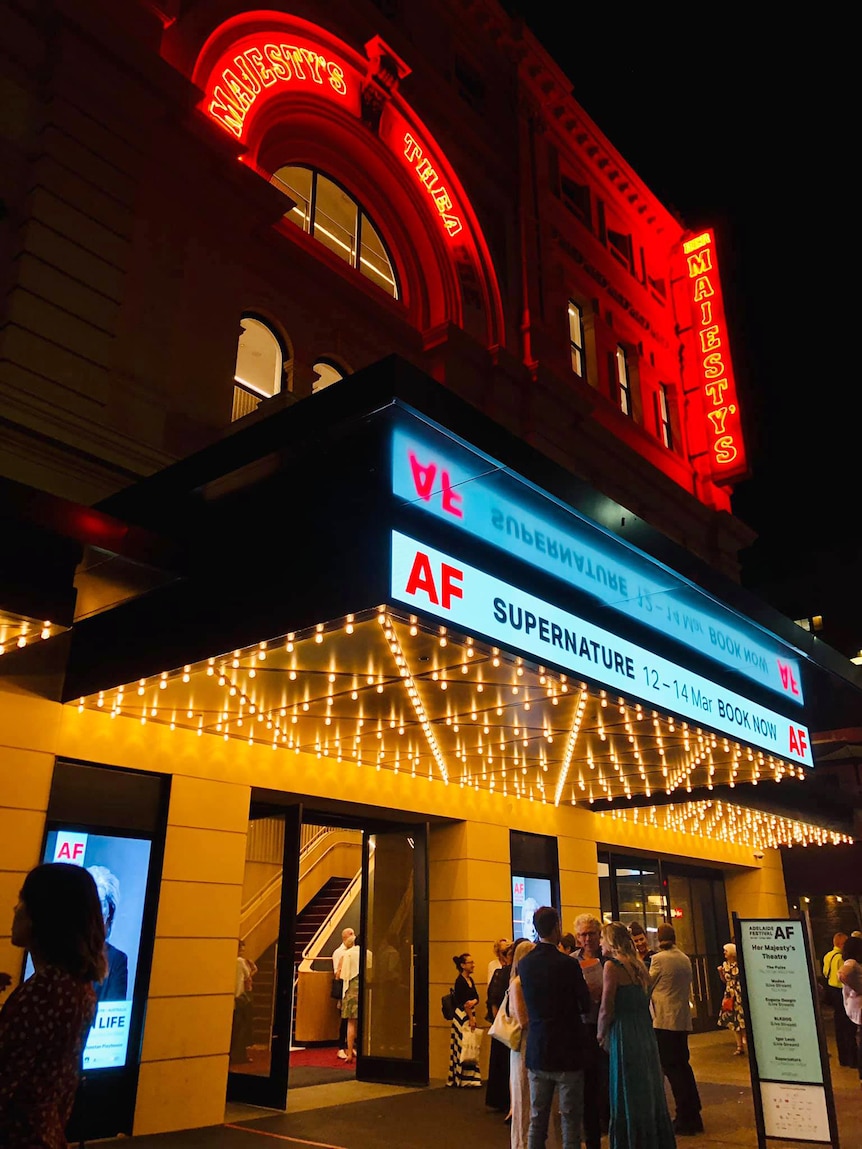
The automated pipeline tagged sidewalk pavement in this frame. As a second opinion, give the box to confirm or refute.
[103,1028,861,1149]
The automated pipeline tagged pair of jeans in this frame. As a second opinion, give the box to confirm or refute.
[527,1067,584,1149]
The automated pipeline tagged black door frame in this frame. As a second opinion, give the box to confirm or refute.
[228,793,434,1111]
[227,801,301,1110]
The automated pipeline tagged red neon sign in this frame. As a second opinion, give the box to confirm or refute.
[401,132,463,237]
[203,35,350,140]
[682,230,747,483]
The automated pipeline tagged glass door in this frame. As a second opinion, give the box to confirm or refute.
[664,870,727,1033]
[357,822,429,1085]
[227,803,301,1109]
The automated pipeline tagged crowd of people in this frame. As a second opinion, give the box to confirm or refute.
[446,908,729,1147]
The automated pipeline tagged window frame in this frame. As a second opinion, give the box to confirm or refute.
[657,383,673,449]
[615,345,632,418]
[271,165,400,301]
[568,300,586,379]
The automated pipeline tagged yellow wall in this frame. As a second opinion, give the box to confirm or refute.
[0,685,789,1128]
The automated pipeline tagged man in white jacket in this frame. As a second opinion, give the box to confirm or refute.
[649,924,703,1136]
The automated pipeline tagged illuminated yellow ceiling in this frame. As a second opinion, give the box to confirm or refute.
[73,605,820,808]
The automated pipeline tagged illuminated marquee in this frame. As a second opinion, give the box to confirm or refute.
[204,37,349,139]
[683,230,748,483]
[402,132,463,237]
[390,530,813,767]
[392,424,803,704]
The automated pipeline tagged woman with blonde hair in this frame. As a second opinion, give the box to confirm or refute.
[718,942,746,1055]
[597,921,675,1148]
[487,937,511,987]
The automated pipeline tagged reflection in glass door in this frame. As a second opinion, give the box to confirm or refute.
[227,804,301,1109]
[359,824,428,1085]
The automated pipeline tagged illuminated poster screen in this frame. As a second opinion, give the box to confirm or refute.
[27,829,152,1070]
[512,876,552,944]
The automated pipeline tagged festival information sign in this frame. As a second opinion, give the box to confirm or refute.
[736,916,839,1147]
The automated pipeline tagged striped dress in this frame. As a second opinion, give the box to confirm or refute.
[446,973,482,1087]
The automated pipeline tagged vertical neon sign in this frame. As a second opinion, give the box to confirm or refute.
[683,230,747,483]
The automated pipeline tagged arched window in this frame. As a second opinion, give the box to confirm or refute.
[271,166,399,300]
[311,360,346,394]
[232,316,283,422]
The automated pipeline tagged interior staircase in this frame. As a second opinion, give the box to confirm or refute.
[251,875,352,1046]
[293,876,352,968]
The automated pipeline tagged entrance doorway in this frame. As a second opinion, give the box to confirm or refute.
[227,797,429,1111]
[598,850,728,1032]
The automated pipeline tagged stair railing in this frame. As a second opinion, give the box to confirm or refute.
[298,864,366,973]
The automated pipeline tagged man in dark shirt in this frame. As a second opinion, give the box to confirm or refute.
[517,906,591,1148]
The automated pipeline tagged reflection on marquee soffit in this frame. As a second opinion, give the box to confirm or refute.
[74,607,852,850]
[0,611,64,655]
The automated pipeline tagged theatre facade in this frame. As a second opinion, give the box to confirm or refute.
[1,0,860,1140]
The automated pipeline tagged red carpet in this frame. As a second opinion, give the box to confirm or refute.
[290,1046,355,1070]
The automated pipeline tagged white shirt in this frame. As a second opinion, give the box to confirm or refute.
[339,944,361,988]
[235,956,252,999]
[332,942,347,975]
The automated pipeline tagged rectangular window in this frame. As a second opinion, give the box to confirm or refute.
[454,55,485,111]
[608,227,633,271]
[616,345,631,416]
[658,383,673,448]
[561,174,591,225]
[568,300,585,377]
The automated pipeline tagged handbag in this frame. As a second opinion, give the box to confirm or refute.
[721,995,734,1013]
[441,988,457,1021]
[459,1024,485,1065]
[331,977,343,1000]
[488,987,522,1051]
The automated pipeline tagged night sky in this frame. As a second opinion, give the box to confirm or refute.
[513,11,861,658]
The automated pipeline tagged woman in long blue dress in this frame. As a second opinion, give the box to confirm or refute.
[597,922,676,1149]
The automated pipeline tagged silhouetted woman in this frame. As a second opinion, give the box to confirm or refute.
[0,863,106,1148]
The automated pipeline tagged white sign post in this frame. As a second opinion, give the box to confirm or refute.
[735,913,839,1148]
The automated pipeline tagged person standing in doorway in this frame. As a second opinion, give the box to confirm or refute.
[649,923,703,1136]
[230,939,257,1065]
[515,906,591,1148]
[336,930,361,1061]
[823,932,856,1067]
[332,927,355,1060]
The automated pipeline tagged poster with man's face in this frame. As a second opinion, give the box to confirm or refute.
[512,876,552,943]
[26,829,152,1069]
